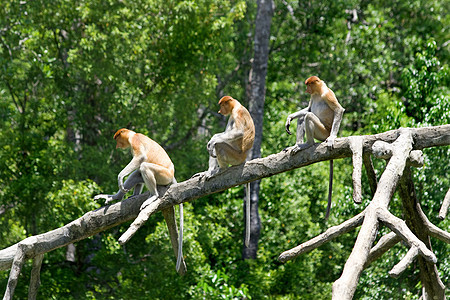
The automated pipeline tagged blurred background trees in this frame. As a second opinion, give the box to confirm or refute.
[0,0,448,298]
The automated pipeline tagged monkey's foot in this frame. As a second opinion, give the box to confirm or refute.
[283,145,295,152]
[291,143,313,154]
[191,169,220,181]
[204,168,222,180]
[190,171,206,179]
[94,194,116,205]
[140,195,158,210]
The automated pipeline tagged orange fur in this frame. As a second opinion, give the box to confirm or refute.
[217,96,255,163]
[110,128,182,272]
[304,76,344,132]
[213,96,255,247]
[113,128,174,178]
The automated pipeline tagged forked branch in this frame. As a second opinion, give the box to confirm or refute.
[0,125,449,299]
[279,128,449,300]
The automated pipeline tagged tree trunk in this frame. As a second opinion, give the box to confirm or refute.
[244,0,274,259]
[398,167,445,299]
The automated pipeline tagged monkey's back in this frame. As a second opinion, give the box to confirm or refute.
[133,133,174,172]
[237,106,255,153]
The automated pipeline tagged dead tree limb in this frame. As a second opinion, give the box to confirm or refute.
[388,246,418,277]
[279,127,449,300]
[278,212,365,262]
[28,254,44,300]
[439,188,450,220]
[0,125,449,299]
[362,153,378,196]
[398,167,446,299]
[331,129,415,299]
[349,136,363,204]
[364,232,401,267]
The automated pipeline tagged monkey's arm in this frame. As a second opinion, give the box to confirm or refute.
[324,93,345,147]
[118,156,144,193]
[207,129,243,156]
[285,106,310,135]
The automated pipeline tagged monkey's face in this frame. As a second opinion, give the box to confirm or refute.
[306,81,320,94]
[116,139,126,149]
[115,137,130,149]
[218,101,232,116]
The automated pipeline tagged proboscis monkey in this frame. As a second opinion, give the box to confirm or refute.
[94,128,184,272]
[194,96,255,247]
[285,76,345,219]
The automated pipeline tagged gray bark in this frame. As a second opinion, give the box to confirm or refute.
[0,125,449,299]
[439,188,450,220]
[398,167,445,299]
[28,254,44,300]
[278,127,448,300]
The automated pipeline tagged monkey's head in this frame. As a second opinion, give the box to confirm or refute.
[305,76,323,95]
[218,96,235,116]
[113,128,131,149]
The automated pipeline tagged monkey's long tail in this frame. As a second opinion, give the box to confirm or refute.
[325,160,333,220]
[245,182,251,247]
[174,178,184,273]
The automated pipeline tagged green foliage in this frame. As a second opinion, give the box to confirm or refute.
[188,269,251,299]
[401,40,449,122]
[0,0,449,298]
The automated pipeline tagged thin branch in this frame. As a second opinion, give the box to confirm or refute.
[439,188,450,220]
[397,165,446,299]
[416,203,450,244]
[377,209,437,263]
[362,153,377,196]
[365,231,401,268]
[119,198,163,245]
[278,212,365,262]
[388,246,418,278]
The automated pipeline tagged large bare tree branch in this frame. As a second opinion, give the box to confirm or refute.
[332,129,415,299]
[277,127,449,300]
[398,166,446,299]
[278,212,365,262]
[349,136,363,204]
[1,125,449,299]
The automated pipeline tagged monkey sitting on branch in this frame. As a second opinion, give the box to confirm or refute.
[193,96,255,247]
[94,128,184,273]
[285,76,345,219]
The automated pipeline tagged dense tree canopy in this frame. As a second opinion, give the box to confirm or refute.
[1,0,448,298]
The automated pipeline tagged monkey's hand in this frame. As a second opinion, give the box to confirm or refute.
[207,140,217,157]
[94,194,113,201]
[118,177,129,194]
[325,136,336,148]
[285,117,292,135]
[204,167,223,180]
[94,194,116,205]
[290,142,313,154]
